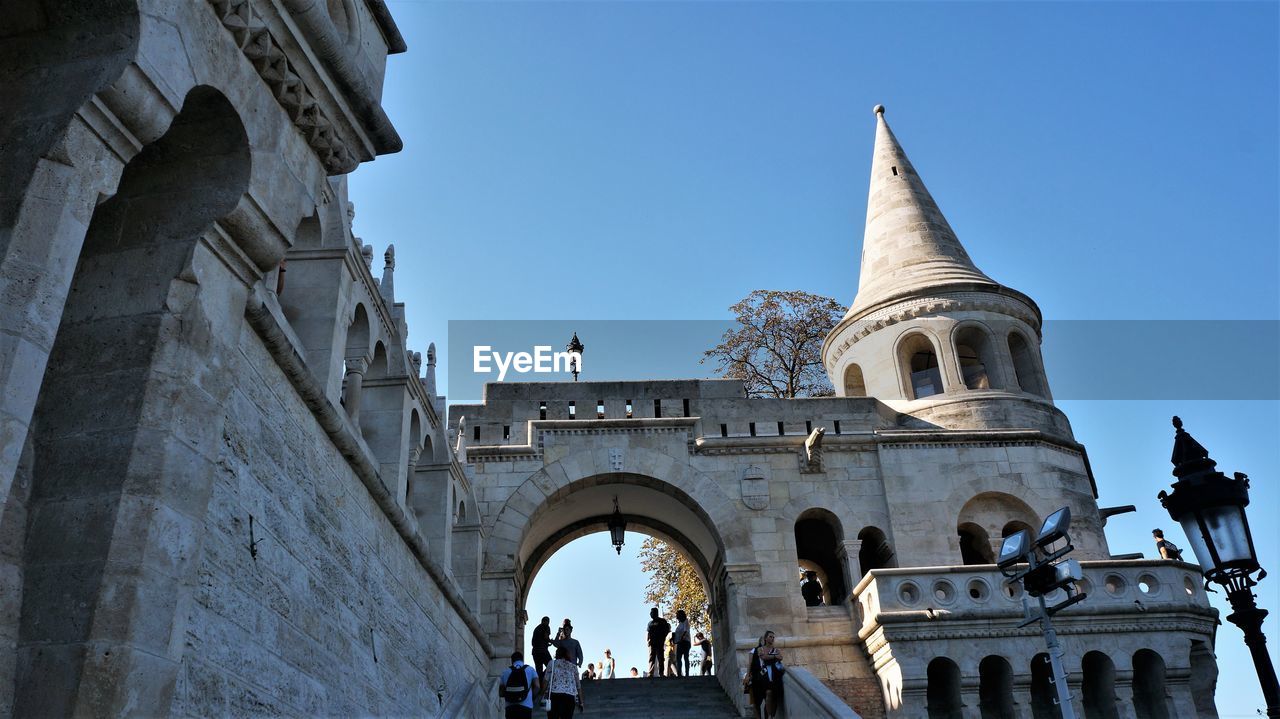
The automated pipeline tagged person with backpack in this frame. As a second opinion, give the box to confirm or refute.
[645,607,671,679]
[1153,528,1184,560]
[499,650,540,719]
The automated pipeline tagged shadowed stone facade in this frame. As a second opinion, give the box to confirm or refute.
[1,3,1219,718]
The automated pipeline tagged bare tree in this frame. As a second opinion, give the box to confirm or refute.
[703,289,844,398]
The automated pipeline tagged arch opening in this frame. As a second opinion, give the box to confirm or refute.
[795,508,847,605]
[1082,651,1119,719]
[958,522,994,565]
[978,655,1015,719]
[1008,331,1047,398]
[1133,649,1171,719]
[955,324,1000,390]
[843,363,867,397]
[899,333,944,399]
[1030,653,1056,719]
[926,657,963,719]
[857,526,897,579]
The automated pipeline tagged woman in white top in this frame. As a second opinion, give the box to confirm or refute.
[602,649,616,679]
[546,646,584,717]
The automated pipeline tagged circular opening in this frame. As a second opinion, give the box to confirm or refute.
[1003,582,1024,600]
[898,581,921,607]
[1076,577,1092,596]
[1183,575,1197,597]
[1138,573,1160,596]
[1104,574,1127,596]
[932,579,956,604]
[967,578,991,602]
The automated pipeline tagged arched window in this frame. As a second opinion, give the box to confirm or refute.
[1133,649,1171,719]
[1030,654,1056,719]
[346,304,370,360]
[456,500,466,524]
[1007,331,1047,398]
[795,510,847,605]
[899,333,944,399]
[958,522,994,565]
[844,364,867,397]
[857,526,896,579]
[927,657,963,719]
[367,341,388,380]
[1082,651,1119,719]
[954,325,1000,390]
[978,655,1015,719]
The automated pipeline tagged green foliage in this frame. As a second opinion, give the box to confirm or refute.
[702,289,845,398]
[638,537,710,636]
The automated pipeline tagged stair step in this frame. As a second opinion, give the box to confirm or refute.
[580,677,739,718]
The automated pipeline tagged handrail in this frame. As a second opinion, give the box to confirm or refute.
[779,667,862,719]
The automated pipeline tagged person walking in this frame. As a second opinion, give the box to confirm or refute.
[545,646,585,718]
[696,632,712,676]
[672,609,692,677]
[747,630,784,719]
[602,649,616,679]
[531,616,553,689]
[499,651,540,719]
[645,607,670,678]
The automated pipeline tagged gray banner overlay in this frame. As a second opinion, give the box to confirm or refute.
[446,320,1279,403]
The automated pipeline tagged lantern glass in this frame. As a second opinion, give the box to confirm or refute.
[1179,504,1253,571]
[609,523,625,549]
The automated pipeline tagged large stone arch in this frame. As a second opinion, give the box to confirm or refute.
[483,447,739,576]
[480,448,743,683]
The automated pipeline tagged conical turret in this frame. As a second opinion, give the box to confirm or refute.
[845,105,999,320]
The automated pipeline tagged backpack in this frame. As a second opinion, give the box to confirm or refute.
[503,664,530,703]
[1159,539,1183,561]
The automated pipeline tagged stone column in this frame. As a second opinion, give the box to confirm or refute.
[343,356,367,428]
[839,539,864,593]
[960,682,983,719]
[1113,683,1139,719]
[404,446,422,510]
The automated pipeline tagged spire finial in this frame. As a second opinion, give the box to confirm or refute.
[873,104,885,116]
[1170,415,1216,478]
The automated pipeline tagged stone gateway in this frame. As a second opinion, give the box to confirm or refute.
[0,2,1217,718]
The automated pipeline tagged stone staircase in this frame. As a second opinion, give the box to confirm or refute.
[580,675,740,718]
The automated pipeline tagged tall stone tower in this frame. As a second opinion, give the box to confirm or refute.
[823,105,1066,439]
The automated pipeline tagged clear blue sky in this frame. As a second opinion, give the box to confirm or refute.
[353,2,1279,714]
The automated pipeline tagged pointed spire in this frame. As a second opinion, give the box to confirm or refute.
[845,105,999,319]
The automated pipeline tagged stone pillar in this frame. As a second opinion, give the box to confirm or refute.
[960,682,983,719]
[839,539,864,593]
[343,356,367,428]
[1113,683,1139,719]
[404,446,423,511]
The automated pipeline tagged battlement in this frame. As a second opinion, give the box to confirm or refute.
[449,380,897,447]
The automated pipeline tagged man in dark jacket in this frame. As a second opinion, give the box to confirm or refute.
[646,607,671,678]
[801,570,824,606]
[531,616,553,686]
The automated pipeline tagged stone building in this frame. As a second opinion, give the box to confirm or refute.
[0,1,1219,718]
[450,105,1220,719]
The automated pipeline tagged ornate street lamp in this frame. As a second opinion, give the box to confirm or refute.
[566,332,584,382]
[607,496,626,555]
[1158,416,1278,716]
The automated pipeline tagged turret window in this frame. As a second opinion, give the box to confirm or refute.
[954,324,1001,391]
[898,333,944,399]
[1007,331,1048,398]
[843,363,867,397]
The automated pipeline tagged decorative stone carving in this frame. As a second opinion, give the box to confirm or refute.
[741,464,769,510]
[802,426,825,473]
[207,0,357,173]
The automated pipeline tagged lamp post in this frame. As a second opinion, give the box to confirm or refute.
[607,496,626,555]
[998,506,1087,719]
[566,332,584,382]
[1158,416,1279,716]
